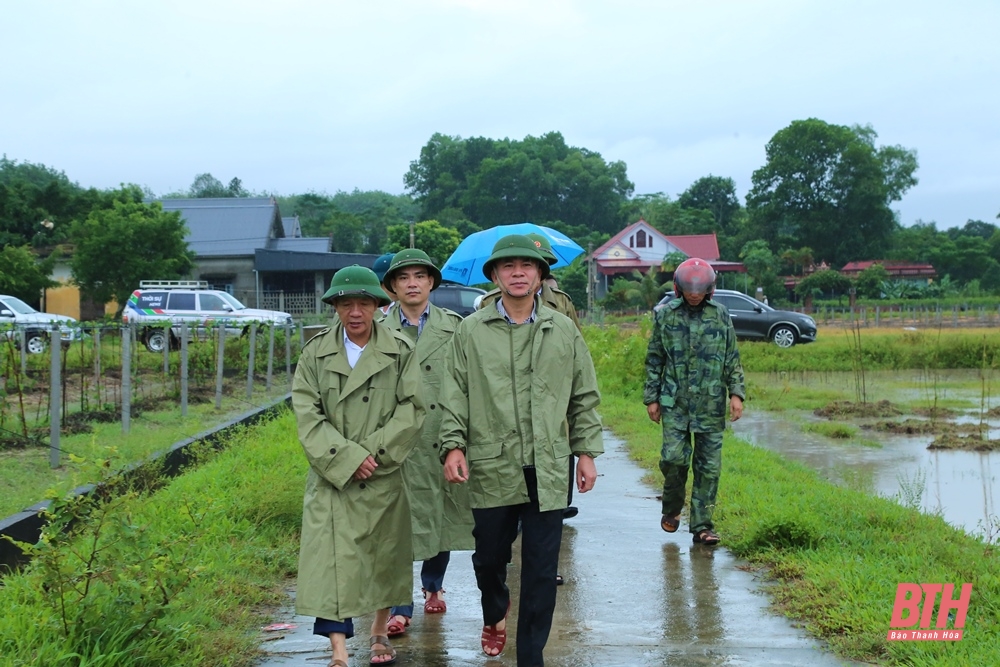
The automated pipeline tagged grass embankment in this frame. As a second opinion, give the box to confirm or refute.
[0,410,305,667]
[586,325,1000,665]
[0,387,291,518]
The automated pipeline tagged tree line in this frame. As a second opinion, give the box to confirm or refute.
[2,117,998,313]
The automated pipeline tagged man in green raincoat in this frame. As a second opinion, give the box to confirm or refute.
[377,249,474,638]
[440,234,604,667]
[292,264,424,667]
[643,258,744,547]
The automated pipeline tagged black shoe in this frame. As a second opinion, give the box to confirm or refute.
[562,506,579,519]
[555,574,565,585]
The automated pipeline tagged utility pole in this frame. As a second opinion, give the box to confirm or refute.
[586,242,594,314]
[409,220,415,249]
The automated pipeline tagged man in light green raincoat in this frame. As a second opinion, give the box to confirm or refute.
[292,264,424,667]
[440,234,604,667]
[378,249,475,638]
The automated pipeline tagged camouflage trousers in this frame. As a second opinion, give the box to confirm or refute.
[658,428,723,534]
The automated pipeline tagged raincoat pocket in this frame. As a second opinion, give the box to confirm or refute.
[467,442,503,461]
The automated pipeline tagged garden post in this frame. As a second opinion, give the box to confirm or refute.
[19,329,26,377]
[180,322,189,417]
[246,322,257,400]
[875,306,880,327]
[122,324,131,435]
[266,324,275,394]
[215,326,225,410]
[49,325,61,469]
[284,321,291,381]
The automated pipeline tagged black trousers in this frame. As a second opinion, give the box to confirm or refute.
[472,468,563,667]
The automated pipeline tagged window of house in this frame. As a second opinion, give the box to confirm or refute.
[636,230,646,248]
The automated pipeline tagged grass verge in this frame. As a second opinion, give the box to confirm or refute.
[0,387,291,518]
[590,326,1000,665]
[0,409,304,667]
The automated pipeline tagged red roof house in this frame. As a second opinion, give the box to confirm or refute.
[590,220,744,297]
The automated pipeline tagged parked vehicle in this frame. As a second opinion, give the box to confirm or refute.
[654,289,817,347]
[0,294,80,354]
[123,281,294,352]
[429,283,487,318]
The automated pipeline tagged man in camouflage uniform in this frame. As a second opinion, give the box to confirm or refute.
[643,258,744,546]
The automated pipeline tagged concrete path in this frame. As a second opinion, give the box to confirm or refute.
[257,432,859,666]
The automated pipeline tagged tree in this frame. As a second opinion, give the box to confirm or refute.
[552,257,588,307]
[677,175,741,232]
[746,119,918,267]
[661,251,688,273]
[70,196,195,314]
[0,156,101,247]
[794,269,852,299]
[0,245,56,302]
[385,220,462,265]
[779,247,815,276]
[405,132,634,235]
[740,240,785,303]
[626,268,666,309]
[854,263,890,298]
[186,173,249,198]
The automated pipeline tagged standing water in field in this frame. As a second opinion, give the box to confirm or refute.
[736,370,998,537]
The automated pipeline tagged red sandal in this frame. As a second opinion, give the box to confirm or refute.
[386,615,409,638]
[423,588,447,614]
[481,601,509,657]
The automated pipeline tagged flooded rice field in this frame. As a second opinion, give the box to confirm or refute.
[737,370,999,537]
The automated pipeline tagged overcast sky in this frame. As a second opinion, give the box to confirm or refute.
[2,0,997,229]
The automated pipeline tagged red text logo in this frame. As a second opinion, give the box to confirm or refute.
[886,583,971,641]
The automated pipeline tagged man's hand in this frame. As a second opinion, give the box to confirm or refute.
[730,395,743,421]
[353,455,378,480]
[575,454,597,493]
[646,402,661,423]
[443,449,469,483]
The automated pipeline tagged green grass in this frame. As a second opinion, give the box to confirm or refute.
[597,397,998,665]
[587,325,1000,665]
[0,410,304,667]
[0,387,291,518]
[802,421,858,439]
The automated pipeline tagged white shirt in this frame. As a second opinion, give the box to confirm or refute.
[343,329,366,368]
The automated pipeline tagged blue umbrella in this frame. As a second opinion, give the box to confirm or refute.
[440,223,585,286]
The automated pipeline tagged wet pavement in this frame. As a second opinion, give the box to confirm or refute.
[257,433,858,667]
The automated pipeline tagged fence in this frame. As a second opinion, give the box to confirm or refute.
[235,290,330,317]
[806,304,1000,328]
[1,321,312,467]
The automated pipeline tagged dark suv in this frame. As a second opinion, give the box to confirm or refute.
[654,289,817,348]
[429,283,486,317]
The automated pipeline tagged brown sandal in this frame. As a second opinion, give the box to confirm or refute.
[369,635,397,665]
[693,529,720,545]
[661,514,681,533]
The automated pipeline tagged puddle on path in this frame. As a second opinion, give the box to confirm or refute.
[737,370,998,536]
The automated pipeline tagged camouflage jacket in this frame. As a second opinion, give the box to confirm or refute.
[643,297,745,433]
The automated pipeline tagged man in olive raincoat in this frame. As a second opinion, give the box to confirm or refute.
[378,249,474,637]
[478,233,584,526]
[440,234,604,667]
[644,258,744,547]
[292,264,424,667]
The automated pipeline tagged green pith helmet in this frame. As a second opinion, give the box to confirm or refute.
[321,265,391,307]
[524,233,558,266]
[381,248,443,293]
[482,234,550,282]
[372,252,395,282]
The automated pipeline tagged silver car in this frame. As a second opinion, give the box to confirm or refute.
[0,294,80,354]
